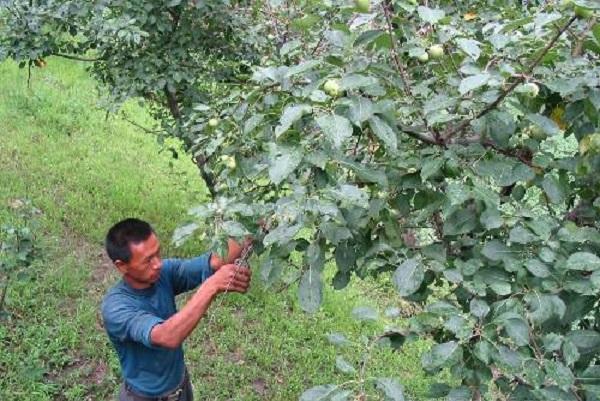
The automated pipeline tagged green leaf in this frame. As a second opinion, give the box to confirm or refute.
[352,305,378,321]
[335,356,356,374]
[393,259,425,297]
[457,38,482,60]
[470,298,490,319]
[263,223,302,247]
[337,160,388,187]
[481,240,512,262]
[221,221,248,237]
[417,6,445,24]
[335,242,357,273]
[448,387,471,401]
[340,74,377,90]
[545,360,575,391]
[566,330,600,357]
[443,209,477,236]
[329,184,369,208]
[526,114,562,136]
[369,116,397,153]
[525,258,551,278]
[347,96,375,125]
[420,157,444,181]
[503,318,530,347]
[327,332,350,346]
[525,293,566,324]
[299,266,323,313]
[562,339,580,366]
[459,73,490,95]
[268,144,303,185]
[485,111,516,148]
[422,341,462,372]
[300,384,338,401]
[566,252,600,271]
[316,114,353,149]
[375,378,405,401]
[275,104,312,138]
[542,174,566,204]
[480,208,503,230]
[509,226,537,244]
[172,222,199,247]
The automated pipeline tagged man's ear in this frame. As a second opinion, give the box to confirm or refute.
[114,260,129,275]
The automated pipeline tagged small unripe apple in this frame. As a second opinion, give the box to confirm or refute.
[225,156,237,170]
[428,44,444,59]
[529,125,547,141]
[417,52,429,63]
[323,79,341,97]
[355,0,370,13]
[208,118,219,127]
[575,5,593,19]
[522,82,539,97]
[590,133,600,153]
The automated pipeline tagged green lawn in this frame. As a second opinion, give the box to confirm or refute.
[0,59,441,401]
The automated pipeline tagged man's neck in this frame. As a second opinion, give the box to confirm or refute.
[123,275,152,290]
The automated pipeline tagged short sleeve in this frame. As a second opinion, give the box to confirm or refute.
[162,253,213,295]
[102,299,164,348]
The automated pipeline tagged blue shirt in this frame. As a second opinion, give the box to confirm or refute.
[101,254,213,397]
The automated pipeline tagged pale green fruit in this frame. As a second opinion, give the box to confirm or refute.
[225,156,236,170]
[355,0,370,13]
[208,118,219,127]
[529,125,547,141]
[323,79,341,97]
[522,83,539,97]
[428,44,444,59]
[417,52,429,63]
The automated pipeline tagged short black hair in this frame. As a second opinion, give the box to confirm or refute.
[105,218,154,263]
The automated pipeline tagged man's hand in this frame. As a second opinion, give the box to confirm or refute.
[207,263,251,294]
[210,237,253,270]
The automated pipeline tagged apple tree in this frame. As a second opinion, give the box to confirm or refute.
[2,0,600,399]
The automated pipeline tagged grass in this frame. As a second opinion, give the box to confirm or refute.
[0,58,442,400]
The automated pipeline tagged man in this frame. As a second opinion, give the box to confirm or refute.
[101,218,252,401]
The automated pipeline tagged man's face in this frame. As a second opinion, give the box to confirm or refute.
[116,233,162,289]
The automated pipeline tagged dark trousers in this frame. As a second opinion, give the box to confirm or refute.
[118,370,193,401]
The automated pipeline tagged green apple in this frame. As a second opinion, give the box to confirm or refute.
[522,82,539,97]
[575,5,593,19]
[208,118,219,127]
[590,133,600,153]
[428,44,444,59]
[225,156,236,170]
[355,0,370,13]
[323,79,341,97]
[417,52,429,63]
[529,125,547,141]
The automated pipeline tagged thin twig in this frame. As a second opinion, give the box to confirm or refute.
[52,53,104,62]
[120,112,162,134]
[380,1,411,95]
[443,15,577,142]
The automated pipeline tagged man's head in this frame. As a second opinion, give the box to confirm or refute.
[105,218,162,289]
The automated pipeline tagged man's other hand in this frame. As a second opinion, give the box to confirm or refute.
[208,263,251,294]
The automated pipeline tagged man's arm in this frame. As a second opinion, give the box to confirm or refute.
[150,263,251,349]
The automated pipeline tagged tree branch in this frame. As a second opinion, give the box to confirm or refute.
[163,86,181,119]
[381,1,411,95]
[52,53,104,62]
[442,15,577,142]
